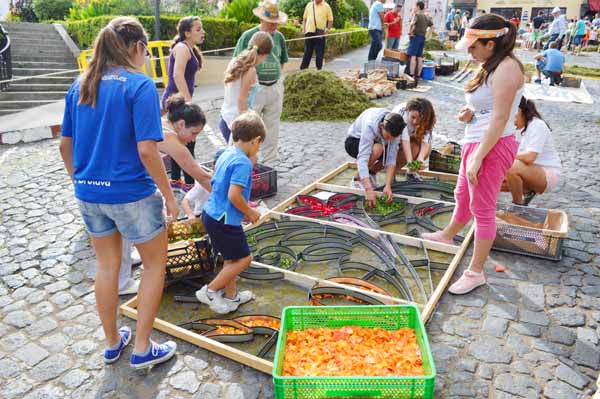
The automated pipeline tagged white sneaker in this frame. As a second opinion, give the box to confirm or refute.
[195,285,229,314]
[118,279,140,296]
[223,290,255,313]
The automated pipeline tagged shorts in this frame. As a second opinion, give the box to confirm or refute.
[345,136,386,164]
[407,34,426,57]
[542,166,561,192]
[573,35,584,46]
[202,211,250,260]
[532,30,543,41]
[76,191,165,244]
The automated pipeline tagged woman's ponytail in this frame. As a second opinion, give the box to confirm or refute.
[224,31,273,84]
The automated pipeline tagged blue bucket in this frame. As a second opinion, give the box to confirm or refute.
[422,61,435,80]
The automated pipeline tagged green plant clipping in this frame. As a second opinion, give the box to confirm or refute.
[424,38,445,51]
[368,197,406,215]
[282,70,374,121]
[407,160,423,170]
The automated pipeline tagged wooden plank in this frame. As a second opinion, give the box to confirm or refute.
[119,301,273,374]
[317,161,459,184]
[268,210,460,255]
[421,224,475,323]
[315,161,353,184]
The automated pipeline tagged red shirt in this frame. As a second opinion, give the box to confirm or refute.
[511,17,520,26]
[384,11,402,38]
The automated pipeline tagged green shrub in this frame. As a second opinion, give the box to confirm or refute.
[582,45,598,52]
[279,0,308,19]
[32,0,71,20]
[344,0,368,23]
[8,0,38,22]
[424,38,445,51]
[281,0,351,28]
[218,0,259,24]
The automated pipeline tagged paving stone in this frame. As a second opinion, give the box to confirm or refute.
[23,386,65,399]
[513,360,531,374]
[549,307,586,327]
[31,301,54,317]
[533,339,571,357]
[12,286,35,300]
[3,274,26,289]
[72,340,97,356]
[510,322,542,337]
[40,333,70,352]
[478,364,493,380]
[555,364,588,390]
[169,370,200,394]
[534,365,554,382]
[519,309,550,326]
[494,373,538,397]
[3,310,34,328]
[13,342,50,367]
[214,365,235,382]
[577,327,598,345]
[481,316,508,337]
[195,382,222,399]
[184,355,209,373]
[580,295,600,311]
[56,304,85,321]
[457,359,477,373]
[469,339,512,364]
[572,339,600,369]
[1,376,34,399]
[49,291,74,309]
[0,357,21,379]
[487,303,518,321]
[26,316,58,337]
[28,353,72,382]
[519,283,545,311]
[454,294,487,308]
[0,332,29,351]
[548,326,577,346]
[488,284,520,303]
[224,383,245,399]
[544,380,579,399]
[26,290,47,305]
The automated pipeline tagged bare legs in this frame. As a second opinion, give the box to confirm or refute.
[501,160,547,204]
[208,255,252,299]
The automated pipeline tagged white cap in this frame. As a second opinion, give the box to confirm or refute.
[552,6,561,14]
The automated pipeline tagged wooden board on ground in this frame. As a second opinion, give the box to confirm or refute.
[120,162,473,374]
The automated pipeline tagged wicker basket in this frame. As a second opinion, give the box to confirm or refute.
[493,203,568,261]
[429,142,461,174]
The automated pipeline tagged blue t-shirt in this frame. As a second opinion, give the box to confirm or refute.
[575,20,586,36]
[203,146,252,226]
[368,2,384,30]
[543,49,565,72]
[61,67,163,204]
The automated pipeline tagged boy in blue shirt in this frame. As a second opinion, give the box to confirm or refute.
[196,111,265,314]
[534,41,565,86]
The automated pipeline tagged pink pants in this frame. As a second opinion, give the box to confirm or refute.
[452,135,519,240]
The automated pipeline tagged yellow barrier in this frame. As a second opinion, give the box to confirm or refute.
[78,40,173,87]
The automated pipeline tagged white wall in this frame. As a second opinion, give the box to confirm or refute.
[0,0,10,22]
[402,0,448,36]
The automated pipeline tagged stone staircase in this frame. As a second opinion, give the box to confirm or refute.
[0,22,78,116]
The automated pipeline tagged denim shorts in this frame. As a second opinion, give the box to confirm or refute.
[76,191,165,245]
[407,34,426,57]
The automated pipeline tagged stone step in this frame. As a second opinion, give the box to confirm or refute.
[0,91,66,101]
[7,83,72,92]
[0,109,24,116]
[10,75,77,85]
[11,48,74,58]
[2,22,59,33]
[10,39,67,49]
[11,68,77,77]
[12,55,77,63]
[13,61,77,69]
[0,99,58,110]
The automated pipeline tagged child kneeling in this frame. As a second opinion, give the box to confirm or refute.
[196,111,265,314]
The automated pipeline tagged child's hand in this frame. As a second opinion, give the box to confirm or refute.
[247,208,261,224]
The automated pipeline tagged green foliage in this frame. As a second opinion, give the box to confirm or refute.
[218,0,259,24]
[171,0,218,17]
[281,0,351,28]
[282,70,374,121]
[68,0,152,21]
[64,15,241,50]
[582,45,598,52]
[8,0,39,22]
[344,0,368,23]
[424,38,445,51]
[32,0,71,21]
[279,0,308,19]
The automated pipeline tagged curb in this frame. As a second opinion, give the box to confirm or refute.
[0,124,61,145]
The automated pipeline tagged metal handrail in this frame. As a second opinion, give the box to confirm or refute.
[0,24,12,92]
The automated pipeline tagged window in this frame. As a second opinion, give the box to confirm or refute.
[490,7,523,21]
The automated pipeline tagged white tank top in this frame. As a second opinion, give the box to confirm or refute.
[221,75,243,128]
[463,73,523,144]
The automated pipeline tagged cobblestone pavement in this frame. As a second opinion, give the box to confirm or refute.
[1,67,600,398]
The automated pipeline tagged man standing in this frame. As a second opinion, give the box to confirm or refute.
[407,1,433,83]
[544,7,567,50]
[531,10,546,50]
[300,0,333,70]
[592,13,600,29]
[446,8,455,31]
[535,41,565,86]
[234,1,288,164]
[367,0,385,61]
[384,4,402,49]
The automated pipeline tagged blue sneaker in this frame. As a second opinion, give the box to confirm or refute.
[104,326,132,364]
[130,340,177,369]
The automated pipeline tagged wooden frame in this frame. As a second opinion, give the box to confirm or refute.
[120,162,473,374]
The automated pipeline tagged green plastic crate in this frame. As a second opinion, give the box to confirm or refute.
[272,305,436,399]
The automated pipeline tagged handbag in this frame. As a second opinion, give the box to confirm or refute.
[312,1,325,35]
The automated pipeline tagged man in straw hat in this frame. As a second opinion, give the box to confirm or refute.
[234,1,289,165]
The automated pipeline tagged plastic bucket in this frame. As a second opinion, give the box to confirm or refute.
[422,62,435,80]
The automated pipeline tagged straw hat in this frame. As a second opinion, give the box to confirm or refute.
[253,1,288,24]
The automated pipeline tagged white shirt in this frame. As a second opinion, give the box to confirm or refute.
[518,117,562,170]
[184,182,210,216]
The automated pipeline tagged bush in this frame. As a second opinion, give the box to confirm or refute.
[64,15,241,50]
[281,0,351,28]
[218,0,259,24]
[279,0,308,19]
[344,0,368,24]
[32,0,71,21]
[424,38,445,51]
[8,0,38,22]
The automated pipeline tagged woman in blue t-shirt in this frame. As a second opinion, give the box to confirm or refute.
[59,17,178,370]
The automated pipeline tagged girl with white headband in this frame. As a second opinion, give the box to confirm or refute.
[423,14,524,295]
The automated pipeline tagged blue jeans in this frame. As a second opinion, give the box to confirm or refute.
[219,116,231,143]
[387,37,400,50]
[368,29,383,61]
[76,191,165,244]
[544,34,563,50]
